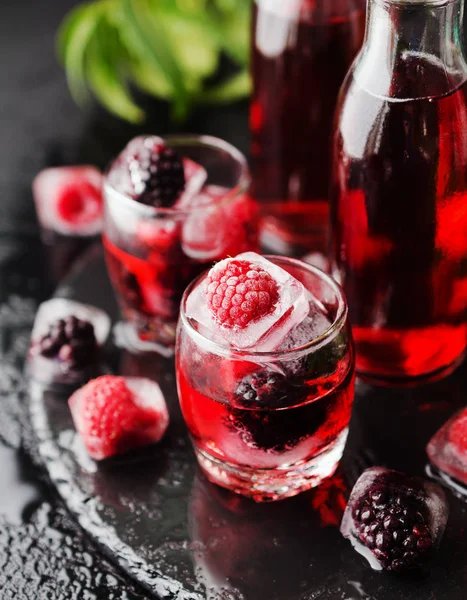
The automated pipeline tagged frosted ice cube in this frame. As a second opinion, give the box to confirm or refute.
[186,252,309,352]
[179,157,208,205]
[33,166,103,237]
[341,467,448,572]
[27,298,111,387]
[137,218,180,252]
[31,298,110,344]
[427,408,467,490]
[181,185,229,260]
[181,187,257,260]
[279,302,332,352]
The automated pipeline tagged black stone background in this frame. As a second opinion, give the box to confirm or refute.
[0,0,248,597]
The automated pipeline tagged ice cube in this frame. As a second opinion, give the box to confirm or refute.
[427,408,467,490]
[33,166,103,237]
[27,298,111,387]
[340,467,448,572]
[179,157,208,205]
[186,252,309,352]
[181,186,259,260]
[137,218,180,252]
[279,303,332,352]
[180,185,229,260]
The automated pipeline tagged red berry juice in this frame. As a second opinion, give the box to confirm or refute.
[251,0,366,256]
[332,54,467,381]
[177,351,355,471]
[103,188,259,346]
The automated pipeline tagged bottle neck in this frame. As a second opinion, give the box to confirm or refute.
[355,0,467,99]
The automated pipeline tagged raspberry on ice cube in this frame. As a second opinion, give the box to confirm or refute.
[33,166,103,237]
[69,375,169,460]
[186,253,309,351]
[341,467,448,572]
[27,298,111,387]
[427,408,467,490]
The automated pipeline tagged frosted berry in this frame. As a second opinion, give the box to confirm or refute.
[69,375,169,460]
[127,138,185,207]
[206,259,279,329]
[33,315,98,370]
[352,474,434,571]
[448,408,467,455]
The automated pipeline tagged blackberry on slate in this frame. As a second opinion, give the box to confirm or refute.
[128,139,185,208]
[226,370,325,452]
[352,473,434,571]
[35,315,98,370]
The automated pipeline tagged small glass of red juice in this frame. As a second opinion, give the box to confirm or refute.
[176,254,355,501]
[103,135,259,352]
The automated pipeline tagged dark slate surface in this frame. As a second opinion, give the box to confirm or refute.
[25,246,467,600]
[0,0,249,597]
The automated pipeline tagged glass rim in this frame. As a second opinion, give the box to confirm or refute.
[374,0,454,6]
[103,134,251,217]
[179,255,349,363]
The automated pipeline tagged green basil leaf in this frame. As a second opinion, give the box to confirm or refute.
[158,7,220,81]
[87,20,145,123]
[129,62,173,100]
[218,1,250,66]
[198,69,251,103]
[59,2,105,105]
[121,0,190,119]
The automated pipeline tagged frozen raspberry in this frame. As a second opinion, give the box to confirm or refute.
[31,315,98,370]
[448,408,467,455]
[33,166,103,236]
[206,259,279,329]
[341,468,448,572]
[127,138,185,208]
[69,375,169,460]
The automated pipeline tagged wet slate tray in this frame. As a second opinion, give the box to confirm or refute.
[27,245,467,600]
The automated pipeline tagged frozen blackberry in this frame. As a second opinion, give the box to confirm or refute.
[34,315,99,370]
[127,139,185,208]
[226,370,325,452]
[341,468,448,572]
[234,372,292,409]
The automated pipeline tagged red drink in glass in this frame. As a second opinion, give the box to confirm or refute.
[176,256,355,501]
[103,136,259,350]
[251,0,366,256]
[331,0,467,382]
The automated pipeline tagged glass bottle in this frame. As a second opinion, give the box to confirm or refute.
[250,0,366,259]
[331,0,467,383]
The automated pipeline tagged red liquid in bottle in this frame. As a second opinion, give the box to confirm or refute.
[332,54,467,381]
[251,0,366,256]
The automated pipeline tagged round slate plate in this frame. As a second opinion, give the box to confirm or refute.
[27,244,467,600]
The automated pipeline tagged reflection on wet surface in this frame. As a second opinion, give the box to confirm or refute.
[24,247,467,599]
